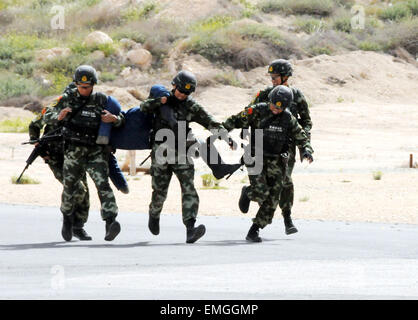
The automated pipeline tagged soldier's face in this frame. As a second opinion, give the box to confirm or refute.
[270,74,287,87]
[76,83,93,96]
[269,103,283,115]
[173,86,189,101]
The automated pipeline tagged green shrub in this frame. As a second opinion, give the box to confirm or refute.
[0,117,32,133]
[214,72,243,87]
[186,20,297,70]
[0,73,40,100]
[308,46,333,55]
[376,17,418,55]
[372,171,382,180]
[11,174,40,184]
[201,173,214,187]
[39,72,72,97]
[358,41,382,51]
[295,18,325,33]
[100,71,117,82]
[15,62,35,77]
[259,0,334,17]
[121,0,159,22]
[379,3,411,21]
[333,16,352,33]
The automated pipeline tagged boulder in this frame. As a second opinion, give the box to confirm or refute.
[35,47,70,63]
[126,49,152,70]
[84,31,113,47]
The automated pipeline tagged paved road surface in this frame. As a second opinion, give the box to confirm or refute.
[0,203,417,299]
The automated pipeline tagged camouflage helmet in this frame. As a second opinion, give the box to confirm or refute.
[268,59,293,77]
[268,85,293,110]
[171,70,197,94]
[74,65,98,85]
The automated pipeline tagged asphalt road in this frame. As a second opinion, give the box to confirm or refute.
[0,203,417,299]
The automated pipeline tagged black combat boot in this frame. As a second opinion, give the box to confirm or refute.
[239,186,250,213]
[282,210,298,235]
[246,223,262,242]
[185,219,206,244]
[61,214,74,242]
[72,227,92,241]
[148,214,160,235]
[104,217,121,241]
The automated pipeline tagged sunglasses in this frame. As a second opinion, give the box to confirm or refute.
[77,84,93,90]
[176,87,192,95]
[270,75,281,80]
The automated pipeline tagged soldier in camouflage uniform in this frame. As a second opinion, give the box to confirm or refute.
[223,85,313,242]
[248,59,313,235]
[44,65,123,242]
[140,70,231,243]
[29,109,91,241]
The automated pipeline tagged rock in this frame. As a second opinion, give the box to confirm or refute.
[35,47,70,63]
[84,31,113,47]
[127,88,147,101]
[89,50,105,61]
[95,85,141,108]
[126,49,152,70]
[120,38,137,49]
[120,67,132,78]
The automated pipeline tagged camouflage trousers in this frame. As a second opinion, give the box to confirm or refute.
[246,156,286,228]
[278,145,296,214]
[47,156,90,228]
[149,147,199,226]
[61,144,117,221]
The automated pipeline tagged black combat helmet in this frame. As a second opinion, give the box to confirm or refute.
[74,65,98,85]
[268,59,293,77]
[268,85,294,110]
[171,70,197,94]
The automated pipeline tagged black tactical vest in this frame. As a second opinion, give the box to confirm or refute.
[251,105,292,157]
[63,92,107,146]
[152,95,191,147]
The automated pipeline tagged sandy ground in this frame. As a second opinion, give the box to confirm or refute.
[0,99,417,225]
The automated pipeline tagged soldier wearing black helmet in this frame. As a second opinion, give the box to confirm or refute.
[139,70,232,243]
[223,85,313,242]
[247,59,313,235]
[43,65,124,242]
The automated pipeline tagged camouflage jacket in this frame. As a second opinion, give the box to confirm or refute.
[140,93,225,138]
[223,103,313,156]
[249,85,312,136]
[43,88,124,128]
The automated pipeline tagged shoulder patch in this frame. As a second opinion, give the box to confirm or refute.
[41,107,47,115]
[51,96,63,108]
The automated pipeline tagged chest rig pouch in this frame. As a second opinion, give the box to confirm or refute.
[260,110,291,157]
[63,93,106,146]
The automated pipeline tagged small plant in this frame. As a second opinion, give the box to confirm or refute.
[201,173,214,187]
[337,96,344,103]
[372,171,383,180]
[214,72,243,87]
[299,196,309,202]
[11,175,40,184]
[201,173,227,189]
[295,18,325,34]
